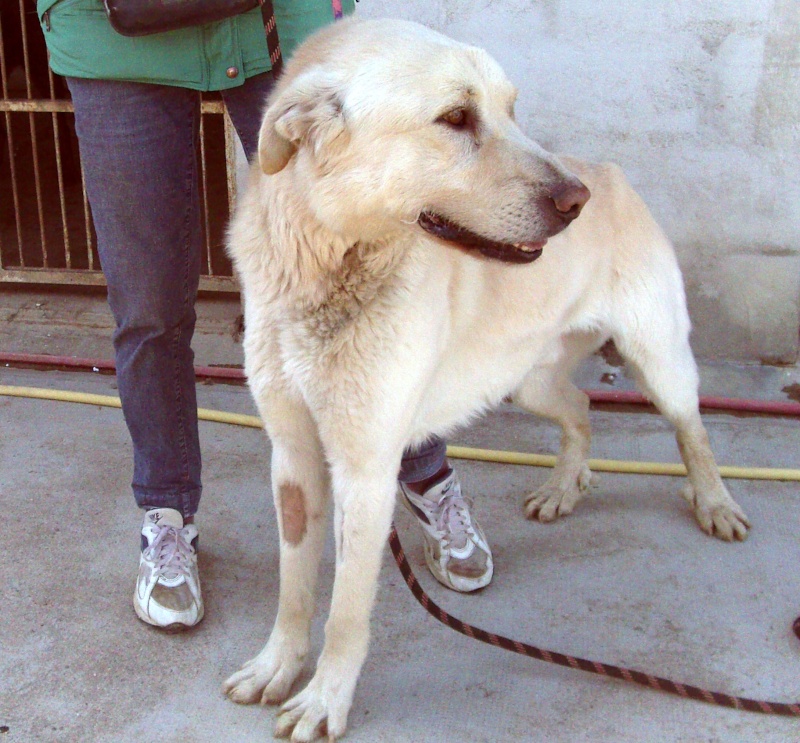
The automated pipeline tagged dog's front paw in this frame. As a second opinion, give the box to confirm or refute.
[222,633,308,706]
[524,465,594,522]
[680,484,750,541]
[273,665,357,742]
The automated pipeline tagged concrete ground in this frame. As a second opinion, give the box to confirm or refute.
[2,290,800,742]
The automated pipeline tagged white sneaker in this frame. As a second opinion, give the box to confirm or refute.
[398,469,493,592]
[133,508,204,631]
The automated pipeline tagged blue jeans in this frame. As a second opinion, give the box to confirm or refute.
[67,74,446,517]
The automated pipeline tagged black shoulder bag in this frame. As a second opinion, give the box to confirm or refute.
[103,0,283,76]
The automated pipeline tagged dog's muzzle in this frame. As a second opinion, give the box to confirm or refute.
[418,181,590,265]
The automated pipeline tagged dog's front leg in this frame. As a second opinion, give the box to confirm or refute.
[274,461,398,742]
[224,393,330,706]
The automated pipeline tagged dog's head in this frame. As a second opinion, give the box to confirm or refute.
[257,19,589,264]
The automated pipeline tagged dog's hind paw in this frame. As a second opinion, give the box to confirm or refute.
[680,484,750,541]
[524,465,594,522]
[222,636,307,706]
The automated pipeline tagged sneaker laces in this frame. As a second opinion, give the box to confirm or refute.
[144,525,194,580]
[433,489,475,551]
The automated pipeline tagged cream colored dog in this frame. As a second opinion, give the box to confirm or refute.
[223,18,749,741]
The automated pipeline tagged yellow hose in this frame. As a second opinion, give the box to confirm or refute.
[2,384,799,482]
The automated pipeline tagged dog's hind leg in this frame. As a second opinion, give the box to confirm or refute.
[223,390,331,706]
[274,451,400,741]
[513,333,599,522]
[613,307,750,541]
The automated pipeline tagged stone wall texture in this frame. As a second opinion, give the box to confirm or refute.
[355,0,800,362]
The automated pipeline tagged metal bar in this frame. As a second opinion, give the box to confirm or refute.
[0,9,25,268]
[81,170,94,270]
[0,10,6,263]
[200,100,225,114]
[2,108,25,268]
[0,100,74,112]
[18,0,32,100]
[46,42,73,269]
[0,267,106,285]
[199,112,213,275]
[198,274,238,292]
[0,266,238,291]
[48,67,72,268]
[0,96,227,112]
[223,107,238,221]
[51,111,70,267]
[0,10,7,98]
[26,110,48,264]
[18,1,48,265]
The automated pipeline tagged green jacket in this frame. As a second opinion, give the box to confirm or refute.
[38,0,355,91]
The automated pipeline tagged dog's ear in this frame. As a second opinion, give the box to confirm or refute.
[258,71,347,175]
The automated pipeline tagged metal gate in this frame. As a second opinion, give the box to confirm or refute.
[0,0,238,290]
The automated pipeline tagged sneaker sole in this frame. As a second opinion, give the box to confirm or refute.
[422,540,493,593]
[133,595,204,632]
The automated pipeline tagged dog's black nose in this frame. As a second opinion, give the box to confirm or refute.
[550,181,590,223]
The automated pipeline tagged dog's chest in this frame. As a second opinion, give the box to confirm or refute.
[279,245,416,383]
[306,246,406,335]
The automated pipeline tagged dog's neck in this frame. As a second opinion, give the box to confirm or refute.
[265,184,417,335]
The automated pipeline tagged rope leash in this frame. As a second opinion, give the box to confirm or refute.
[388,526,800,717]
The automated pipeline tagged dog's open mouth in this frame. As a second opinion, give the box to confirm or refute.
[417,211,545,264]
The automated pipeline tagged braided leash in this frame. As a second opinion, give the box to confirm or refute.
[260,0,343,79]
[388,525,800,717]
[259,0,282,77]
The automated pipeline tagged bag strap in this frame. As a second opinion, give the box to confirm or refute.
[260,0,346,78]
[259,0,282,77]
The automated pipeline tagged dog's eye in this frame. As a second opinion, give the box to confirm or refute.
[439,108,470,129]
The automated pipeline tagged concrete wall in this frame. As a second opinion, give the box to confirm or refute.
[355,0,800,363]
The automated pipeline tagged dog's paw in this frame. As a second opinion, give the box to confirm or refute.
[524,465,594,522]
[222,635,308,706]
[680,484,750,541]
[273,668,356,742]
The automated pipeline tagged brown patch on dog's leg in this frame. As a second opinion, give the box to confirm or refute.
[278,483,307,545]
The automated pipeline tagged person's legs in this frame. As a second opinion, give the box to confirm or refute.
[68,77,204,628]
[398,436,448,485]
[68,77,203,518]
